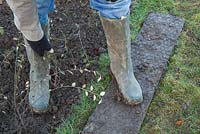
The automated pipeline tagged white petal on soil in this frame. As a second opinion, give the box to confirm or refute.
[100,91,105,96]
[85,91,89,96]
[71,82,76,87]
[90,85,94,91]
[53,115,56,119]
[49,48,54,53]
[13,37,19,41]
[93,95,96,101]
[97,76,102,82]
[20,91,25,94]
[98,99,102,104]
[93,71,97,76]
[3,96,7,100]
[80,69,83,74]
[25,81,29,88]
[25,81,29,85]
[67,70,74,75]
[82,84,86,89]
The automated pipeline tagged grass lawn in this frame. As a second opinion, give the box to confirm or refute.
[138,0,200,133]
[57,0,200,133]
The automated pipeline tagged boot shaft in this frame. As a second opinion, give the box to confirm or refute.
[100,17,133,75]
[100,16,143,105]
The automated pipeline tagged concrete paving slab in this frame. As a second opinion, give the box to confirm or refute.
[82,13,185,134]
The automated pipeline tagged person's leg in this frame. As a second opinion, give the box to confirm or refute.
[90,0,143,105]
[6,0,43,41]
[6,0,55,113]
[25,0,55,113]
[36,0,55,25]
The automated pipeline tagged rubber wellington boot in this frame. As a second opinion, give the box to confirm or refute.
[100,16,143,105]
[24,22,51,113]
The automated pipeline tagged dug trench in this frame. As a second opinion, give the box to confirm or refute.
[0,0,107,133]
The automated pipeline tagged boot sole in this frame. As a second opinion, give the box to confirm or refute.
[30,105,49,114]
[116,88,143,106]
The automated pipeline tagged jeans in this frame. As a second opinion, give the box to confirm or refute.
[36,0,130,24]
[36,0,55,24]
[90,0,131,19]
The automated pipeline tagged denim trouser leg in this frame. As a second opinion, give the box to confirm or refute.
[36,0,55,24]
[90,0,131,19]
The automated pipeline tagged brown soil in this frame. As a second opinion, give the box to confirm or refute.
[0,0,107,133]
